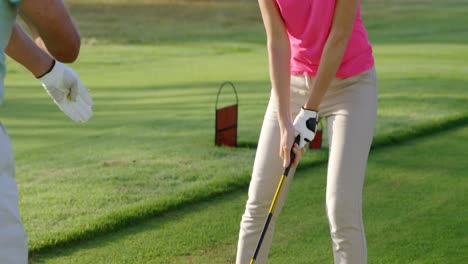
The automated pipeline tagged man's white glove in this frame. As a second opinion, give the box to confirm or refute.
[293,107,319,148]
[39,61,94,123]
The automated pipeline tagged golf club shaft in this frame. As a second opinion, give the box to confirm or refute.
[250,135,300,264]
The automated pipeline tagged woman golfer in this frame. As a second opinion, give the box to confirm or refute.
[236,0,377,263]
[1,1,92,263]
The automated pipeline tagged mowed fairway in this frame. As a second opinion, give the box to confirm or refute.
[0,0,466,262]
[33,122,468,264]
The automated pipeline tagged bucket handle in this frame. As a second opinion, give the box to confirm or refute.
[215,81,239,110]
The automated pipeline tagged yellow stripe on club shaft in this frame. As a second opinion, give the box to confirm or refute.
[269,175,286,213]
[250,259,255,264]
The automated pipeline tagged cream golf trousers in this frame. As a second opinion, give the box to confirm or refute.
[0,123,28,264]
[236,67,378,264]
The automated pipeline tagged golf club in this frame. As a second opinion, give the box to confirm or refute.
[250,135,301,264]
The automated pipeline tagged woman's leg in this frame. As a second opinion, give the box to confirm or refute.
[320,68,378,264]
[236,76,308,264]
[0,124,28,264]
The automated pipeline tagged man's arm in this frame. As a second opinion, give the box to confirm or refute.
[5,6,94,122]
[18,0,81,62]
[7,0,81,75]
[5,23,54,78]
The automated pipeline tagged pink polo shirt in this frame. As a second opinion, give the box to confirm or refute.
[276,0,374,78]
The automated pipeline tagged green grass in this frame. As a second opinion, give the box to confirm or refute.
[31,125,468,263]
[0,0,466,258]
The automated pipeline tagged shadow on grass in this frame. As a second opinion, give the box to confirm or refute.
[30,121,468,263]
[2,74,467,254]
[68,1,264,45]
[27,112,468,258]
[66,0,468,45]
[29,187,247,263]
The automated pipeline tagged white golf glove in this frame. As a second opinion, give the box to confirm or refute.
[39,61,94,123]
[293,107,319,148]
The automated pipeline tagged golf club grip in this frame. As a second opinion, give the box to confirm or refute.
[284,135,301,176]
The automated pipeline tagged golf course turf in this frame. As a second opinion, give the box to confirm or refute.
[0,0,465,263]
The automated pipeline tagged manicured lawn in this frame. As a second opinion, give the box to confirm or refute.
[32,125,468,263]
[0,0,465,257]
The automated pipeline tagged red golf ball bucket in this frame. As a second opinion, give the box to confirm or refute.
[309,120,323,150]
[215,82,238,147]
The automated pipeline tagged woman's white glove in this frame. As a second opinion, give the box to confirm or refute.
[293,107,319,148]
[39,61,94,123]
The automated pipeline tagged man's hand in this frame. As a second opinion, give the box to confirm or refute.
[39,61,93,123]
[293,107,319,148]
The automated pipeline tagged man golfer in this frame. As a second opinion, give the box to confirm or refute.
[1,0,93,263]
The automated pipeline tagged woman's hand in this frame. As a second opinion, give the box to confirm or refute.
[293,107,319,148]
[279,121,305,168]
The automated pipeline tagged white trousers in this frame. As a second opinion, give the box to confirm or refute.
[0,123,28,264]
[236,67,378,264]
